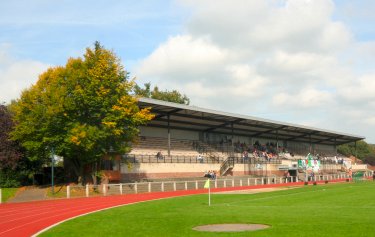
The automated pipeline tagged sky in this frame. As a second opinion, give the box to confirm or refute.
[1,0,374,143]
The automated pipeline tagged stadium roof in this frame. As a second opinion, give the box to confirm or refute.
[138,98,364,146]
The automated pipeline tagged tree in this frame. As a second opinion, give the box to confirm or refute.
[0,104,22,170]
[11,42,154,184]
[0,104,30,187]
[337,140,375,160]
[134,82,190,105]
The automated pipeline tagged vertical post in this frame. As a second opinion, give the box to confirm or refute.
[215,180,217,188]
[224,180,226,188]
[120,183,123,195]
[161,182,164,192]
[0,188,2,204]
[51,148,55,195]
[195,181,198,190]
[86,184,89,197]
[231,123,234,153]
[134,183,138,194]
[167,114,171,157]
[103,184,106,196]
[276,130,279,153]
[67,185,70,199]
[173,182,176,191]
[248,178,250,186]
[185,181,187,190]
[148,182,151,193]
[232,179,234,187]
[240,179,242,187]
[208,186,211,206]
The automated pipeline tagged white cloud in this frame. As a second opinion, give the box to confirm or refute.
[0,45,49,103]
[134,0,375,143]
[272,88,334,109]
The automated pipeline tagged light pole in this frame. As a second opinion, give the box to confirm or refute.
[51,148,55,195]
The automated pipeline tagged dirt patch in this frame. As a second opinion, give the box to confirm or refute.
[216,186,299,195]
[193,224,270,232]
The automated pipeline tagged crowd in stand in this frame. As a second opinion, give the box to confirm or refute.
[204,170,216,180]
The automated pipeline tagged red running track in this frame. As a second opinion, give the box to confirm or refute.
[0,179,348,237]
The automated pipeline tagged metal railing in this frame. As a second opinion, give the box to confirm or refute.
[220,157,235,176]
[63,173,351,199]
[122,154,282,165]
[122,154,224,164]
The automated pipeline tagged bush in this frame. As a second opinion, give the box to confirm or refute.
[304,182,308,185]
[0,171,20,187]
[0,169,30,188]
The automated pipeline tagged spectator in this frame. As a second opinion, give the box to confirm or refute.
[197,153,203,163]
[156,151,163,160]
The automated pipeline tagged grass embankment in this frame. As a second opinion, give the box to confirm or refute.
[40,182,375,237]
[1,188,18,202]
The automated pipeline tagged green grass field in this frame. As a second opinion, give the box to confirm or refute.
[40,182,375,237]
[1,188,18,202]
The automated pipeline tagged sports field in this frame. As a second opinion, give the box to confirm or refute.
[40,182,375,237]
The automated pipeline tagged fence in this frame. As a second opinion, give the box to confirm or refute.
[123,154,282,165]
[64,173,350,199]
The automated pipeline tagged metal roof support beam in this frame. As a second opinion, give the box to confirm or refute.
[251,125,288,138]
[314,135,343,145]
[286,131,320,142]
[153,108,183,119]
[203,118,244,132]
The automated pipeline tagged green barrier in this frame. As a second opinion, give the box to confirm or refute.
[353,172,365,182]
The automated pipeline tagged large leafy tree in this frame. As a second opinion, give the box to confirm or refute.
[0,104,22,170]
[338,140,375,161]
[134,82,190,105]
[11,42,154,183]
[0,104,30,187]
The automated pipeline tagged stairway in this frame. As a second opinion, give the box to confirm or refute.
[220,157,235,176]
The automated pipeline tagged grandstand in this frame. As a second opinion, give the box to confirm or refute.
[103,98,366,183]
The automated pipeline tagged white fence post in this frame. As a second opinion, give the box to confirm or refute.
[148,182,151,193]
[195,181,198,190]
[161,182,164,192]
[224,180,227,188]
[232,179,235,187]
[86,184,89,197]
[120,184,123,195]
[103,184,106,196]
[248,178,250,186]
[67,185,70,199]
[240,179,243,187]
[215,180,217,188]
[173,182,176,191]
[185,181,187,190]
[0,188,2,204]
[134,183,138,194]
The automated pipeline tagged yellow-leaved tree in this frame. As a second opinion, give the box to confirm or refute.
[11,42,154,184]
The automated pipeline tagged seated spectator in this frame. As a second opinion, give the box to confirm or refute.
[156,151,163,159]
[242,151,249,161]
[197,153,204,163]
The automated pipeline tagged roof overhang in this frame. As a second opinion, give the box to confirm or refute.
[138,98,365,146]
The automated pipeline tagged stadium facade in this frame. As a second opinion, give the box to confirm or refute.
[103,98,366,183]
